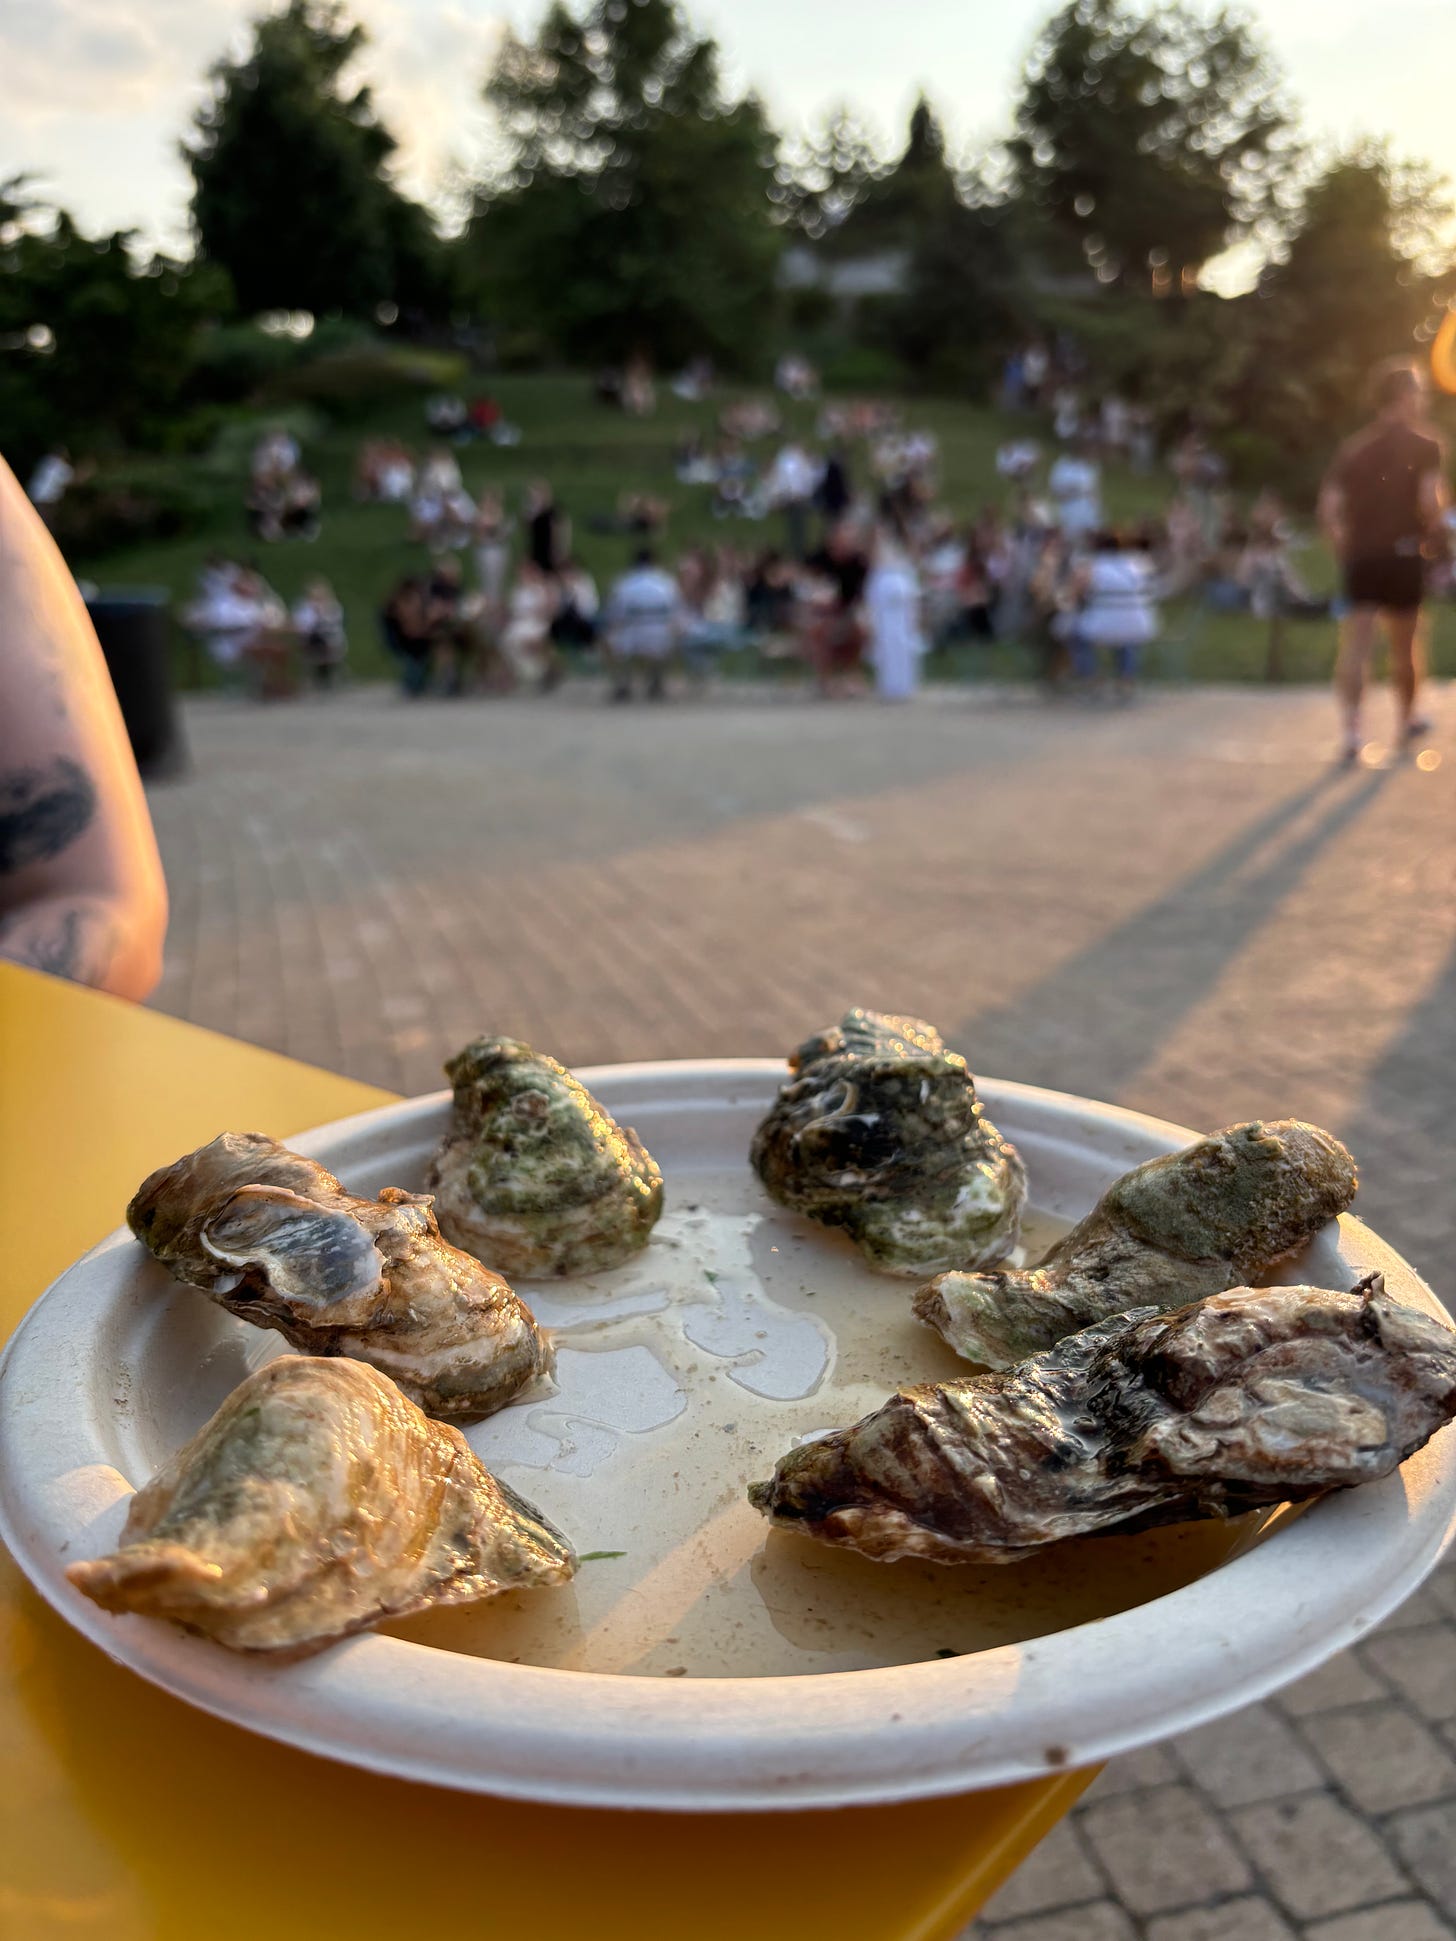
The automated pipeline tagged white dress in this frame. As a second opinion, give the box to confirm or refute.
[865,557,925,700]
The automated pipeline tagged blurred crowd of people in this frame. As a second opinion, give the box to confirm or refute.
[191,340,1426,706]
[183,555,346,696]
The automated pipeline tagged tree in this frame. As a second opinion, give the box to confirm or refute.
[794,100,1022,390]
[774,106,883,241]
[1229,149,1452,463]
[844,96,961,254]
[1010,0,1294,288]
[186,0,447,319]
[0,181,229,469]
[872,195,1023,389]
[468,0,781,368]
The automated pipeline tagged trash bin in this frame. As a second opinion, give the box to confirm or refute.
[85,588,189,780]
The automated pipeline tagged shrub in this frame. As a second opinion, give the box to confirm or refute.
[187,317,380,405]
[51,469,212,559]
[188,321,310,403]
[816,340,905,391]
[493,329,551,372]
[256,344,467,419]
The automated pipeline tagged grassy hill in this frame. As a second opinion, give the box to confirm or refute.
[72,369,1456,687]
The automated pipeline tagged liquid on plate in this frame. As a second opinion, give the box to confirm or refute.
[380,1178,1257,1677]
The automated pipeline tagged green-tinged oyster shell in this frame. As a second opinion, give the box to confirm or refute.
[67,1357,574,1653]
[749,1009,1026,1277]
[426,1037,664,1278]
[916,1119,1357,1368]
[750,1276,1456,1565]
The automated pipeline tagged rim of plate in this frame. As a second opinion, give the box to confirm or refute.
[1,1061,1452,1812]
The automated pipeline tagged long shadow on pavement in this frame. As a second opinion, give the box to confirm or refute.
[1341,931,1456,1270]
[952,766,1390,1105]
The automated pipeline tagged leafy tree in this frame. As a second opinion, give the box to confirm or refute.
[774,106,883,241]
[0,180,230,469]
[1226,149,1452,467]
[186,0,448,319]
[1011,0,1294,288]
[468,0,781,368]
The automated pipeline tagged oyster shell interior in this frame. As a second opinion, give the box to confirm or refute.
[67,1357,576,1653]
[127,1132,550,1419]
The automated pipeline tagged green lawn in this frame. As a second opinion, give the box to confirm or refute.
[73,370,1456,687]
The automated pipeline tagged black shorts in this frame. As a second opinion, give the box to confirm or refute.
[1344,555,1425,612]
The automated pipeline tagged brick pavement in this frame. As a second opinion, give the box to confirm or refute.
[145,681,1456,1940]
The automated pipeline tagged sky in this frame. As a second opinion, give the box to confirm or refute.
[4,0,1456,262]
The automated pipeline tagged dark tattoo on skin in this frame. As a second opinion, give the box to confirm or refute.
[0,758,97,873]
[0,901,117,984]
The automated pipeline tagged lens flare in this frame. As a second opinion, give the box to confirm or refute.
[1432,310,1456,396]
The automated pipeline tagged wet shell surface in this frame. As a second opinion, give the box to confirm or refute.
[67,1356,575,1652]
[749,1009,1026,1277]
[426,1037,664,1278]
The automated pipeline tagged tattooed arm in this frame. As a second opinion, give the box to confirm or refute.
[0,456,167,998]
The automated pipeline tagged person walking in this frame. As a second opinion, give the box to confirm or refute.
[1318,357,1448,761]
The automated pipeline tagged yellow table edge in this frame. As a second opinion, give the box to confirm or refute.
[0,963,1090,1941]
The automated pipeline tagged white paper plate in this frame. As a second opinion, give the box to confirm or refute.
[2,1064,1453,1811]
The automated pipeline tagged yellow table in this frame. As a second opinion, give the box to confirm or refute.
[0,964,1091,1941]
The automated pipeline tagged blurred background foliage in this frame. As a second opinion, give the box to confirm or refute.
[5,0,1452,482]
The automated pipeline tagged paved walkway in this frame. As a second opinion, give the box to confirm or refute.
[147,682,1456,1940]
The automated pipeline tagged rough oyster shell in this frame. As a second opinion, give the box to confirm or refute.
[425,1037,663,1278]
[67,1356,575,1652]
[750,1276,1456,1565]
[916,1119,1358,1367]
[128,1131,549,1418]
[749,1010,1026,1276]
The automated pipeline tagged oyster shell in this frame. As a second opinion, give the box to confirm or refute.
[749,1010,1026,1276]
[127,1132,549,1418]
[749,1275,1456,1565]
[916,1119,1357,1368]
[425,1037,663,1278]
[67,1357,575,1652]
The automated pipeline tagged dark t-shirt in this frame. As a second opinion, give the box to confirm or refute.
[528,504,559,572]
[1325,420,1444,560]
[806,546,868,609]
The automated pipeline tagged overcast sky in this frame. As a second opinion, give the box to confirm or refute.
[4,0,1454,253]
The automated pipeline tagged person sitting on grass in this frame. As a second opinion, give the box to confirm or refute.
[603,547,684,703]
[500,560,560,692]
[380,575,433,698]
[292,578,348,689]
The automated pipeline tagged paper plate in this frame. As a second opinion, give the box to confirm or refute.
[1,1065,1452,1810]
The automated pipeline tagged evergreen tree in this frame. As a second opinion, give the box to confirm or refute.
[186,0,445,319]
[469,0,781,368]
